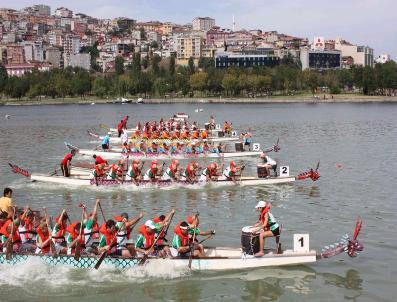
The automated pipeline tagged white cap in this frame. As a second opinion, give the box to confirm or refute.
[255,200,267,209]
[144,220,156,229]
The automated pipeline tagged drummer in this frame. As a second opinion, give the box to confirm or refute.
[259,152,277,177]
[253,200,280,257]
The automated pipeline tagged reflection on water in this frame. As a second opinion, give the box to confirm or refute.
[295,185,321,199]
[322,269,363,300]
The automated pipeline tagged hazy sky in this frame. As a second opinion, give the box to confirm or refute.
[1,0,395,58]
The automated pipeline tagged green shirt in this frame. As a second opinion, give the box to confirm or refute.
[172,228,200,249]
[134,223,161,249]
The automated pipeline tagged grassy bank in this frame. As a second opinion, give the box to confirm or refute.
[1,94,397,106]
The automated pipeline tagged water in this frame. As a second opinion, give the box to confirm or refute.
[0,102,396,301]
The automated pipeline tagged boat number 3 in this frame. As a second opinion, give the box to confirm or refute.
[253,143,260,151]
[293,234,309,252]
[279,166,289,177]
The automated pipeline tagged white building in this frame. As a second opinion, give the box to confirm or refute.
[375,54,391,64]
[55,7,73,18]
[192,17,215,31]
[334,38,374,67]
[22,41,44,62]
[63,34,81,54]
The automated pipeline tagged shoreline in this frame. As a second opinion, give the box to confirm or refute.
[1,95,397,106]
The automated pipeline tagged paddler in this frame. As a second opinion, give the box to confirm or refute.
[223,121,232,135]
[259,152,277,177]
[35,219,52,255]
[201,129,209,139]
[135,209,175,258]
[18,207,36,247]
[121,142,131,154]
[158,143,168,154]
[161,130,171,139]
[83,199,100,254]
[143,160,163,182]
[114,212,144,256]
[199,163,219,182]
[66,220,85,256]
[184,214,215,255]
[51,210,68,254]
[0,209,22,253]
[161,160,180,181]
[171,221,205,258]
[222,161,245,183]
[98,219,129,257]
[253,200,280,257]
[92,163,107,180]
[102,134,110,151]
[181,130,190,140]
[60,150,76,177]
[106,161,124,181]
[191,130,200,139]
[185,143,193,154]
[126,159,143,183]
[181,162,200,183]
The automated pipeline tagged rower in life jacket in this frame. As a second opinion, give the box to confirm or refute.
[143,160,161,181]
[153,215,166,245]
[93,154,108,166]
[66,221,85,255]
[18,208,36,244]
[122,142,131,154]
[82,200,100,254]
[181,162,200,182]
[0,217,22,253]
[126,159,142,181]
[51,211,68,254]
[114,211,143,257]
[92,163,107,179]
[35,220,51,255]
[106,161,124,181]
[199,163,219,182]
[253,200,280,257]
[161,160,180,181]
[222,161,244,182]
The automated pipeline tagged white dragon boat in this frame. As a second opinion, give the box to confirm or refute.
[0,218,363,270]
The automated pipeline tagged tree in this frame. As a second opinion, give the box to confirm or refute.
[115,56,125,75]
[169,55,175,76]
[222,73,239,95]
[0,63,8,95]
[150,41,159,49]
[151,54,161,76]
[154,78,170,96]
[72,71,92,98]
[189,72,208,94]
[188,57,195,74]
[132,53,142,74]
[362,66,376,95]
[92,77,110,97]
[302,70,319,93]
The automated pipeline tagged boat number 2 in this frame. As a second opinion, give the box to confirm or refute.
[293,234,309,252]
[280,166,289,177]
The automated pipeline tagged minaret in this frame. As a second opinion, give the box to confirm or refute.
[232,15,235,31]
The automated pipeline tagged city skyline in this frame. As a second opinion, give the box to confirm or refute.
[0,0,395,59]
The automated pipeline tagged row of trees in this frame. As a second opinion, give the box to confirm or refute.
[1,56,397,100]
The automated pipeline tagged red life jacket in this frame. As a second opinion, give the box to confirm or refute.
[0,219,21,243]
[99,223,117,254]
[92,221,99,239]
[95,164,105,177]
[174,223,190,247]
[36,226,50,254]
[20,217,34,240]
[66,222,85,247]
[259,205,271,225]
[138,225,155,249]
[114,216,132,239]
[53,217,67,242]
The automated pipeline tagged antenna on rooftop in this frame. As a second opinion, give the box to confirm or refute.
[232,15,235,31]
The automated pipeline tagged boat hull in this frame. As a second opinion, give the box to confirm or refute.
[30,174,296,188]
[0,249,316,271]
[101,136,239,144]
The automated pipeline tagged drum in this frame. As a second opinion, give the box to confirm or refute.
[218,131,225,137]
[235,142,244,152]
[241,226,260,255]
[257,165,268,178]
[205,123,210,130]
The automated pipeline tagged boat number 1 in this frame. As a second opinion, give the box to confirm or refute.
[280,166,289,177]
[293,234,309,252]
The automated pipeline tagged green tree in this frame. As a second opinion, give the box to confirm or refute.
[188,57,195,74]
[362,66,376,95]
[169,55,176,76]
[189,72,208,94]
[0,63,8,95]
[222,73,239,95]
[115,56,125,75]
[151,54,161,76]
[302,70,319,93]
[92,77,110,97]
[132,53,142,74]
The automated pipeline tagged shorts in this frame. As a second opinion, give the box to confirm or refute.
[102,144,109,150]
[271,227,280,237]
[109,249,123,256]
[244,141,251,146]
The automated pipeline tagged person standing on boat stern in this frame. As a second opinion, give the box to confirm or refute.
[102,135,110,151]
[253,200,280,257]
[117,120,124,137]
[121,115,129,129]
[0,188,13,218]
[259,152,277,177]
[60,150,76,177]
[243,128,253,151]
[93,154,108,166]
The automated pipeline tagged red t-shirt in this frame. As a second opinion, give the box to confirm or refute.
[95,156,107,165]
[117,122,123,131]
[61,153,73,165]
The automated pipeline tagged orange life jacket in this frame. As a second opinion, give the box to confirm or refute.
[138,224,156,249]
[66,221,85,248]
[259,205,271,225]
[95,164,105,177]
[201,130,208,139]
[53,216,67,242]
[99,223,117,254]
[36,226,50,254]
[174,223,190,247]
[191,131,200,139]
[0,219,21,243]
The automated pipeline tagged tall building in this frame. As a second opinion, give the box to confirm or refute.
[55,7,73,18]
[192,17,215,31]
[334,38,374,67]
[375,54,391,64]
[45,47,62,68]
[174,34,203,60]
[215,51,280,68]
[22,5,51,16]
[6,45,25,64]
[300,47,341,70]
[68,53,91,70]
[63,34,81,54]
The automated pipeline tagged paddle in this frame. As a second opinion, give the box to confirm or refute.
[74,203,86,261]
[98,202,107,223]
[139,211,175,266]
[198,233,214,245]
[43,207,58,258]
[188,213,200,269]
[5,207,16,260]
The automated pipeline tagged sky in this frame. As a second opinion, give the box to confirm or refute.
[1,0,396,59]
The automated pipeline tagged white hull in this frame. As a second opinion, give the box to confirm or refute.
[77,149,262,160]
[30,173,296,188]
[101,136,239,144]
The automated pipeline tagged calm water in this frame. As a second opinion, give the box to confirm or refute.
[0,102,396,302]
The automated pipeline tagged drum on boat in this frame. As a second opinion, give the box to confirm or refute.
[218,131,225,137]
[257,164,268,178]
[235,142,244,152]
[241,226,260,255]
[205,123,210,130]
